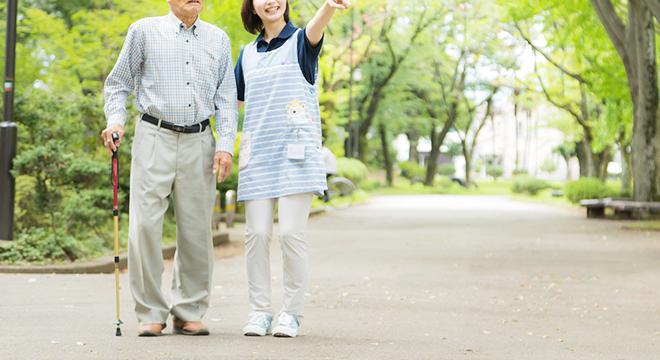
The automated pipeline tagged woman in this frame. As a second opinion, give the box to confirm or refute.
[234,0,350,338]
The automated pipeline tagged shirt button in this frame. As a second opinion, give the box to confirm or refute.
[186,82,190,85]
[186,61,189,65]
[186,40,189,43]
[188,104,192,107]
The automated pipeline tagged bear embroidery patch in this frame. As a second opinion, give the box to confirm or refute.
[286,100,311,125]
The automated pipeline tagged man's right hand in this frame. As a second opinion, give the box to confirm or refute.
[101,124,125,155]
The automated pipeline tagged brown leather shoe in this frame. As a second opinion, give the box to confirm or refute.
[137,323,166,337]
[172,317,210,336]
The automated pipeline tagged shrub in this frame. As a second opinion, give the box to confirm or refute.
[434,176,453,188]
[511,177,551,196]
[564,178,615,203]
[540,158,558,174]
[0,228,102,264]
[437,163,456,177]
[360,179,382,191]
[336,157,369,186]
[512,168,528,176]
[4,140,112,264]
[486,165,504,180]
[398,161,425,180]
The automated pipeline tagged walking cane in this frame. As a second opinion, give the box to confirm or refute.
[111,132,123,336]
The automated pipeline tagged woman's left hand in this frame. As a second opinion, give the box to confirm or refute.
[326,0,351,10]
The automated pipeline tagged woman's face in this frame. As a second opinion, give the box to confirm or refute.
[252,0,287,25]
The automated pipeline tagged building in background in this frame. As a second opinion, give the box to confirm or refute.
[393,96,586,181]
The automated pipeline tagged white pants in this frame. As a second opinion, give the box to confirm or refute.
[244,193,313,318]
[128,120,216,325]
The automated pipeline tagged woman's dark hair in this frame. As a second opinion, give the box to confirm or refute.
[241,0,290,35]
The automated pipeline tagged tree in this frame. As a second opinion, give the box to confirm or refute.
[554,142,577,180]
[352,1,441,162]
[499,0,638,186]
[590,0,659,201]
[454,87,499,186]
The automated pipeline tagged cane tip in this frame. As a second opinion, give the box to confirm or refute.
[116,327,122,336]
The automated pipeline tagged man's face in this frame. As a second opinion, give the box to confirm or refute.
[168,0,204,17]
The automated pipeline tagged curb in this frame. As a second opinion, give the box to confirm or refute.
[0,231,229,274]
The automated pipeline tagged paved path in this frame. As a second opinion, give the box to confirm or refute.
[1,195,659,359]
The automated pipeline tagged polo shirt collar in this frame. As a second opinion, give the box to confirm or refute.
[255,22,297,45]
[167,12,202,35]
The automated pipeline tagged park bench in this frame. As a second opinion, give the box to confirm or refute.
[580,198,660,219]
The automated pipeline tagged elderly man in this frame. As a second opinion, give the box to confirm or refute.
[101,0,237,337]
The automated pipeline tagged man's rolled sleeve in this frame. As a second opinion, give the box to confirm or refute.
[103,23,144,127]
[214,34,238,155]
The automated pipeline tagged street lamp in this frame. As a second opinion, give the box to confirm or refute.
[1,0,18,240]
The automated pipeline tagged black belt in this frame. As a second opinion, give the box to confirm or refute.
[141,114,210,133]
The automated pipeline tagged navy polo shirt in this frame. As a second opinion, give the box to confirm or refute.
[235,22,323,101]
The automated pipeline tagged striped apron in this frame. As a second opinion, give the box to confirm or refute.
[237,29,327,202]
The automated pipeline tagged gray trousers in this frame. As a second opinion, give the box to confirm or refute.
[128,120,216,325]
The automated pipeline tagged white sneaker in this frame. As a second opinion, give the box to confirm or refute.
[272,312,300,338]
[243,312,273,336]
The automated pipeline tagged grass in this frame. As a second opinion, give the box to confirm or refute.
[362,175,581,209]
[312,189,369,209]
[623,221,660,232]
[366,178,513,196]
[510,188,575,208]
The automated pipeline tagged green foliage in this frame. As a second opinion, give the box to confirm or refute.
[511,177,551,196]
[336,158,368,186]
[398,161,425,180]
[486,165,504,180]
[0,227,104,264]
[4,138,114,262]
[540,158,558,174]
[2,0,641,262]
[564,178,616,204]
[498,0,632,158]
[512,168,529,176]
[2,0,248,264]
[437,163,456,177]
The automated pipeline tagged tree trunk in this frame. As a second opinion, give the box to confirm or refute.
[630,1,659,201]
[424,118,454,186]
[581,132,601,178]
[620,143,633,193]
[514,91,520,170]
[358,134,368,163]
[379,123,394,186]
[461,140,472,186]
[591,0,659,201]
[425,125,440,186]
[407,131,419,163]
[596,147,611,181]
[562,155,572,181]
[575,140,590,178]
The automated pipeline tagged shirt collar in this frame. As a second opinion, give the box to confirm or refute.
[255,22,297,45]
[167,12,202,35]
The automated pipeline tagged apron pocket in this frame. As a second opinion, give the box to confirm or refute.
[239,131,251,170]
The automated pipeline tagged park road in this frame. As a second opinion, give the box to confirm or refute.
[1,195,659,359]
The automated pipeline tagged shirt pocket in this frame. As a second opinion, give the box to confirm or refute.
[198,49,221,91]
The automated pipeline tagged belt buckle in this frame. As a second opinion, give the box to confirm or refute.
[172,125,185,133]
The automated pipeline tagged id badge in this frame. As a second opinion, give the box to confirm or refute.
[287,144,306,160]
